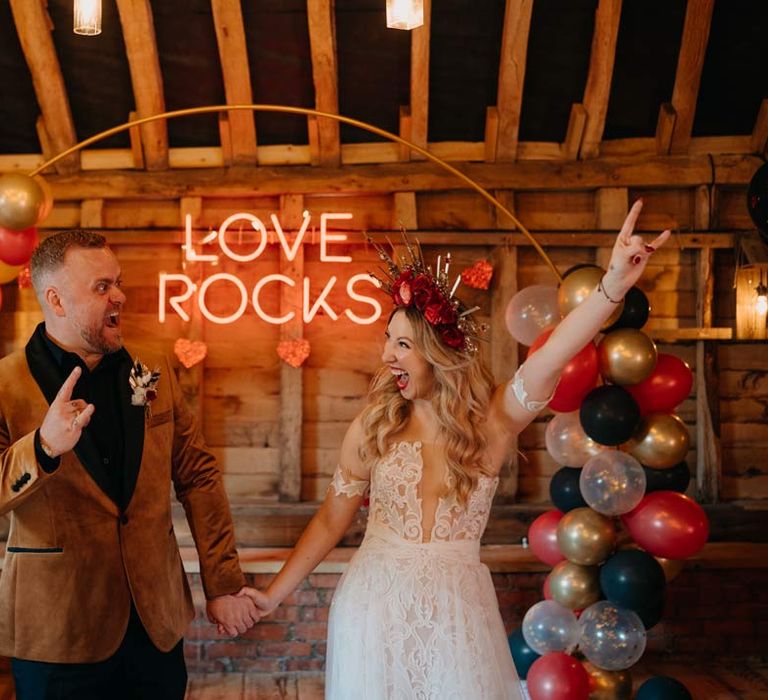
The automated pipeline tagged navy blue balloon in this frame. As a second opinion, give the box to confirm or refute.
[635,592,666,629]
[644,461,690,494]
[637,676,693,700]
[550,466,588,513]
[747,161,768,240]
[605,286,650,331]
[600,549,666,611]
[507,627,540,679]
[579,385,641,446]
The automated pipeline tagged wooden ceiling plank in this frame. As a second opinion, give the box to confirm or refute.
[656,102,677,155]
[562,103,588,160]
[9,0,79,174]
[116,0,168,171]
[495,0,534,162]
[580,0,623,159]
[128,110,145,170]
[42,153,761,200]
[409,0,431,160]
[669,0,715,155]
[751,98,768,156]
[211,0,258,165]
[307,0,341,167]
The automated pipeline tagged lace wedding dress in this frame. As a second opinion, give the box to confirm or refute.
[325,440,524,699]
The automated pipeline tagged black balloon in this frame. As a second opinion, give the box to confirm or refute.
[600,549,666,611]
[747,161,768,241]
[550,466,588,513]
[605,286,650,331]
[643,461,691,494]
[508,627,540,679]
[579,385,641,446]
[637,676,693,700]
[635,592,666,629]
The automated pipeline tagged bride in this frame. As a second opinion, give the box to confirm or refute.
[242,201,668,698]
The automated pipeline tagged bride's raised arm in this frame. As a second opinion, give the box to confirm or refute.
[490,199,671,439]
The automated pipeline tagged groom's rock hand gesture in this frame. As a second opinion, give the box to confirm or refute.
[39,366,95,458]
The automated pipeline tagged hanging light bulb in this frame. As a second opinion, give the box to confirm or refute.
[756,283,768,316]
[386,0,424,30]
[73,0,102,36]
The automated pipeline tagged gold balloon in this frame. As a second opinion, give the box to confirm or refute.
[557,265,624,328]
[583,661,633,699]
[557,507,616,566]
[0,173,45,231]
[0,260,22,284]
[656,556,684,582]
[627,413,690,468]
[598,329,657,385]
[549,560,601,610]
[32,175,54,224]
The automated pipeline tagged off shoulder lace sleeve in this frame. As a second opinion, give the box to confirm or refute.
[511,364,557,413]
[328,464,369,498]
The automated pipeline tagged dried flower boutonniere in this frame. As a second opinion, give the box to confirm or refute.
[129,359,161,415]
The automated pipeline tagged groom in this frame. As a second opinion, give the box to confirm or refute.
[0,230,258,699]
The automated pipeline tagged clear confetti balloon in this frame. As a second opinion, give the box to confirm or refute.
[578,601,647,671]
[504,284,560,346]
[579,451,646,516]
[522,599,581,655]
[545,411,606,467]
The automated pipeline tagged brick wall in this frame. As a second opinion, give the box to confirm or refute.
[183,568,768,674]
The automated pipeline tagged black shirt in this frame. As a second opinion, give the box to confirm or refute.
[35,330,129,506]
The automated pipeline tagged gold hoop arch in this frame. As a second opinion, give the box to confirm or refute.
[30,104,561,281]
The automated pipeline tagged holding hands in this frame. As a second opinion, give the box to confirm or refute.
[207,587,278,636]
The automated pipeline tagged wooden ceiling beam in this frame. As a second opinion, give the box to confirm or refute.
[9,0,79,174]
[669,0,715,155]
[41,154,760,200]
[307,0,341,167]
[409,0,431,159]
[493,0,534,162]
[580,0,623,159]
[116,0,168,171]
[211,0,258,165]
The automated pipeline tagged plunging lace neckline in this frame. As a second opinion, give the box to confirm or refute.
[370,440,499,544]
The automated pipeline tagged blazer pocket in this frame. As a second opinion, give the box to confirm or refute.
[147,409,173,428]
[7,546,63,554]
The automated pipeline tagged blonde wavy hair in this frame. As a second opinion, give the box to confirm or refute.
[359,306,495,504]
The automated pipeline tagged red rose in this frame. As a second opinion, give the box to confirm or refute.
[145,389,157,403]
[424,300,457,326]
[439,325,465,349]
[424,303,443,325]
[412,275,439,310]
[392,270,414,306]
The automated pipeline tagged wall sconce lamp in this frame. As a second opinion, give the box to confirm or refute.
[74,0,102,36]
[735,234,768,340]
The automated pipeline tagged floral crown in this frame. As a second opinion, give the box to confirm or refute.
[369,235,482,353]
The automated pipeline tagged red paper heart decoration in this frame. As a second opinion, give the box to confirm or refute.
[277,339,311,368]
[174,338,208,369]
[461,259,493,290]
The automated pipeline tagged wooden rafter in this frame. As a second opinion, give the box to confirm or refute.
[493,0,534,162]
[42,153,760,200]
[409,0,431,159]
[9,0,79,174]
[307,0,340,167]
[211,0,258,165]
[580,0,622,159]
[669,0,715,155]
[116,0,168,171]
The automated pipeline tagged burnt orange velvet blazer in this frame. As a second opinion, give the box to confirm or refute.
[0,327,245,663]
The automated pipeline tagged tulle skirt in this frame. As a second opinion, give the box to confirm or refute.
[325,524,524,700]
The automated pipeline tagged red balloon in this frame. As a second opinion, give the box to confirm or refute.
[0,226,39,266]
[622,491,709,559]
[625,353,693,415]
[527,652,590,700]
[528,329,599,412]
[529,510,565,566]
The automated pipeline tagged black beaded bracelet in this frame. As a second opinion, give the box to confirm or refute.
[597,276,622,304]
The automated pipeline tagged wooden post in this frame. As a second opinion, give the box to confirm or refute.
[491,246,519,501]
[278,194,305,502]
[695,246,721,502]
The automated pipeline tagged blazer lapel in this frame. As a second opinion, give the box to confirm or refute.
[24,325,115,501]
[118,350,145,510]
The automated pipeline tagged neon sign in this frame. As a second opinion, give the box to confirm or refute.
[159,212,382,325]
